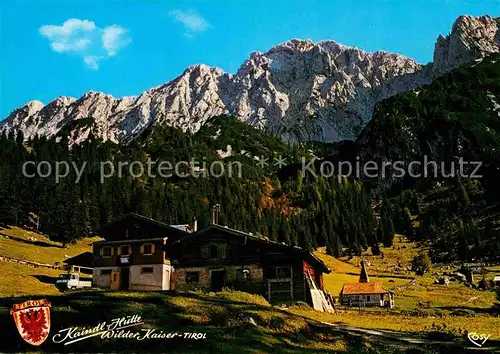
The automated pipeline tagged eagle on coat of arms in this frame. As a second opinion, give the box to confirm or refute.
[10,299,52,346]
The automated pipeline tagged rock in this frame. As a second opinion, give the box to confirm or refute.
[432,15,500,76]
[435,276,450,285]
[1,15,498,145]
[245,316,257,327]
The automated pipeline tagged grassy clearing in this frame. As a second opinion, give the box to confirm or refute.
[313,236,500,344]
[316,236,497,310]
[289,306,500,341]
[0,262,62,296]
[0,226,98,297]
[0,226,99,266]
[397,276,497,309]
[315,238,417,296]
[338,235,422,275]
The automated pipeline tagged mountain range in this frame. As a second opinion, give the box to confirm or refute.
[1,15,499,144]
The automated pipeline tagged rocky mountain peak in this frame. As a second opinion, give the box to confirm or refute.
[433,15,499,75]
[14,100,45,119]
[271,38,317,52]
[25,100,45,112]
[1,14,498,145]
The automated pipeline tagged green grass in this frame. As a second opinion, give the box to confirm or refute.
[290,306,500,341]
[396,276,497,309]
[315,236,419,296]
[313,236,500,343]
[0,290,388,353]
[0,290,482,353]
[0,226,99,266]
[0,262,62,296]
[0,226,99,297]
[317,235,497,308]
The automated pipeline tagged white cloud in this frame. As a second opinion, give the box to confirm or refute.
[102,25,130,56]
[169,10,210,37]
[39,18,131,69]
[39,18,96,39]
[84,56,100,70]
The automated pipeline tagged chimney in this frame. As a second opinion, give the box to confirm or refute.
[359,260,369,283]
[212,204,220,224]
[193,217,198,232]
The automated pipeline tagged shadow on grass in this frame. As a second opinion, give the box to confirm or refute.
[31,275,60,285]
[432,305,498,315]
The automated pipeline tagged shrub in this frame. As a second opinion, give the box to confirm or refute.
[425,322,466,340]
[269,316,286,330]
[215,289,269,306]
[412,251,432,275]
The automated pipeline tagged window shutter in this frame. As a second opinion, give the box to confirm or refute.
[100,247,104,256]
[151,244,156,254]
[116,246,121,256]
[201,245,209,258]
[219,244,227,258]
[140,244,145,254]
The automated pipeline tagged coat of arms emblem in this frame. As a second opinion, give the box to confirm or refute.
[10,299,52,346]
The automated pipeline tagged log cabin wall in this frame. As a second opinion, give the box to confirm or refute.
[93,239,168,267]
[168,228,310,303]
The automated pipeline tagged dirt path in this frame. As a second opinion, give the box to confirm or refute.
[320,321,493,351]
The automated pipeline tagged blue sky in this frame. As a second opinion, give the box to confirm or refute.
[1,0,498,118]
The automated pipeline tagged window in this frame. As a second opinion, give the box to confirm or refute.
[367,295,371,302]
[265,266,292,279]
[210,245,218,258]
[186,272,199,284]
[276,267,291,279]
[242,269,251,282]
[120,245,131,256]
[102,246,113,257]
[142,243,154,255]
[141,267,154,274]
[101,269,112,275]
[113,273,118,282]
[201,244,227,259]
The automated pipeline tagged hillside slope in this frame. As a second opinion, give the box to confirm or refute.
[349,53,500,262]
[0,226,98,296]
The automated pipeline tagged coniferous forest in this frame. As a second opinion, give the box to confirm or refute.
[0,54,499,263]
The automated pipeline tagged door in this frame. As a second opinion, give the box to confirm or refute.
[120,268,130,290]
[164,270,170,290]
[211,270,226,292]
[110,271,120,290]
